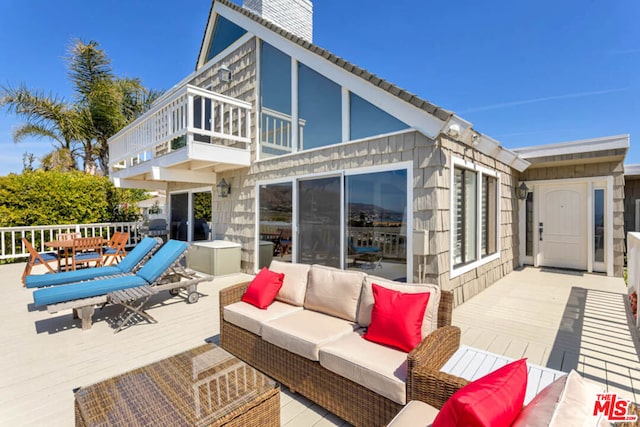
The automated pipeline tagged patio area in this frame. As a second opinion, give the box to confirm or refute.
[1,262,638,426]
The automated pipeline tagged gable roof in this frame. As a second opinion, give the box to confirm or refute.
[197,0,452,123]
[194,0,530,172]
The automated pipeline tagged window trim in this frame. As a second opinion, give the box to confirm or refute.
[450,157,501,278]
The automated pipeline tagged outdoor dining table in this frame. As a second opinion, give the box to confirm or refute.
[45,238,107,272]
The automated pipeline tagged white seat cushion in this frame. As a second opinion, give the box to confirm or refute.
[270,260,310,306]
[318,330,408,405]
[304,264,365,321]
[357,275,441,335]
[387,400,439,427]
[223,301,303,336]
[261,310,357,361]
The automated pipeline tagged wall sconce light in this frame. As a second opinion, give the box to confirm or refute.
[517,182,529,200]
[217,178,231,198]
[217,64,232,83]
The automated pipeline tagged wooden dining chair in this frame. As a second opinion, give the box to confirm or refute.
[21,238,58,286]
[103,232,129,266]
[58,232,82,240]
[71,237,104,270]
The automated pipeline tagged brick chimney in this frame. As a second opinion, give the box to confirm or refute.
[243,0,313,42]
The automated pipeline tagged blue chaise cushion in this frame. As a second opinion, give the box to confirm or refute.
[136,240,188,283]
[114,237,159,273]
[354,246,380,254]
[33,275,148,307]
[26,266,122,289]
[25,237,159,289]
[35,252,58,263]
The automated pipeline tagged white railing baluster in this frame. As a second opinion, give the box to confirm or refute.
[108,85,252,169]
[0,222,142,261]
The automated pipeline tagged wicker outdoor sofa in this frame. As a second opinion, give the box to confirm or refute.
[219,261,461,427]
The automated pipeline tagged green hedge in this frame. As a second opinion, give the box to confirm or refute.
[0,171,145,227]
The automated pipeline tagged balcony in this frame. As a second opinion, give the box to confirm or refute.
[109,85,252,188]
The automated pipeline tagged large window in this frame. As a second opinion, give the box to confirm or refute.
[205,16,247,62]
[346,170,407,280]
[257,167,409,280]
[259,183,293,267]
[452,159,499,271]
[350,92,407,140]
[259,42,410,158]
[298,177,341,268]
[453,168,477,265]
[260,42,293,157]
[481,175,497,256]
[298,63,342,150]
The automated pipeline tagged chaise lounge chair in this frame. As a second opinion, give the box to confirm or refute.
[25,237,162,289]
[32,240,209,330]
[348,236,382,269]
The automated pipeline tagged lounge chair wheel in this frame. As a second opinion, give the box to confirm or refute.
[169,288,181,296]
[187,291,199,304]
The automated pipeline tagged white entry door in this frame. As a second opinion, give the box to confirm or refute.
[538,183,587,270]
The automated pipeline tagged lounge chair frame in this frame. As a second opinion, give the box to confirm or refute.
[46,253,210,330]
[25,237,163,289]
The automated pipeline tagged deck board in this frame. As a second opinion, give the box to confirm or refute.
[1,263,639,425]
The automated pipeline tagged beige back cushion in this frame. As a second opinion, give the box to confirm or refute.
[304,265,366,321]
[357,275,441,336]
[270,260,310,306]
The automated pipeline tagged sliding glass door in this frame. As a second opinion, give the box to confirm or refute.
[192,191,212,241]
[346,170,407,280]
[170,190,212,242]
[298,177,341,267]
[257,167,409,279]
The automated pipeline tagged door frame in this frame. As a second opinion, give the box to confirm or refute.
[518,176,614,276]
[169,186,213,242]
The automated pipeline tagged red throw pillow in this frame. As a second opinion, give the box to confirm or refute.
[241,267,285,309]
[363,283,430,352]
[432,359,528,427]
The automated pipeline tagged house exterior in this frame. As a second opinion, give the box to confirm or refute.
[108,0,627,306]
[624,164,640,237]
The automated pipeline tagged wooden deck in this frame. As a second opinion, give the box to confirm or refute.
[1,263,638,425]
[454,267,640,403]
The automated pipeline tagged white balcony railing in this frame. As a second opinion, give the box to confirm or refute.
[109,85,252,171]
[0,222,142,261]
[260,107,305,154]
[626,232,640,330]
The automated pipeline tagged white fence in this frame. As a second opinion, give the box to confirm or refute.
[0,222,142,261]
[626,232,640,330]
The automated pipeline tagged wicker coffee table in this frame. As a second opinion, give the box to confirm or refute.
[74,344,279,426]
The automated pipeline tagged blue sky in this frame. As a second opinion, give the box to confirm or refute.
[0,0,637,175]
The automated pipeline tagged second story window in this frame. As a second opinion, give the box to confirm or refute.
[205,16,247,63]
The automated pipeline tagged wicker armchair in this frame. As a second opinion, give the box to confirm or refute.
[220,281,460,426]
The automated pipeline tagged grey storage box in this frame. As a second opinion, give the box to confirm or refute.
[187,241,241,276]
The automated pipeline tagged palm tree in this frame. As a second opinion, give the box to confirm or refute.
[67,40,163,174]
[1,39,162,175]
[0,84,82,169]
[41,148,76,172]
